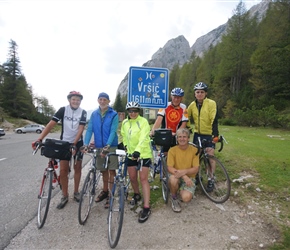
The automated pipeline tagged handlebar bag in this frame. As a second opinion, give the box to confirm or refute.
[153,129,172,146]
[41,138,72,160]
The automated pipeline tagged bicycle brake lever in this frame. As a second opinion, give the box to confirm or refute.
[221,135,228,144]
[32,144,40,155]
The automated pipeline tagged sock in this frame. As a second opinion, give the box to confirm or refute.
[171,194,177,200]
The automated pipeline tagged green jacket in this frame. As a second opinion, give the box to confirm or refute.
[121,115,152,159]
[187,98,218,136]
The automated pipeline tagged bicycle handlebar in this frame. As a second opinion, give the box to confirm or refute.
[32,141,78,156]
[195,135,225,153]
[103,150,137,169]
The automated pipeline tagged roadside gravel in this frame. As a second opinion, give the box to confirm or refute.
[5,164,279,250]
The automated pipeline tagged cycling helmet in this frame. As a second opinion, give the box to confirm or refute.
[171,87,184,97]
[194,82,208,92]
[67,91,83,100]
[126,101,141,110]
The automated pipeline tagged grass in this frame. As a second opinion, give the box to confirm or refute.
[218,126,290,249]
[147,125,290,249]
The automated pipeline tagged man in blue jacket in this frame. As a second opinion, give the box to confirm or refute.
[84,92,119,208]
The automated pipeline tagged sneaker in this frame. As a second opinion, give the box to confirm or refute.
[206,179,214,192]
[171,197,181,213]
[57,196,68,209]
[130,193,141,206]
[195,174,203,185]
[138,208,151,223]
[74,192,80,202]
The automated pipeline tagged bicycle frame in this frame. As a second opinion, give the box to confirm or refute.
[105,149,131,248]
[78,147,102,225]
[33,142,74,229]
[106,150,130,198]
[150,141,169,204]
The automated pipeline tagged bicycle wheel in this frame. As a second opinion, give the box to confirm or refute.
[198,155,231,203]
[78,169,100,225]
[108,181,125,249]
[161,157,169,204]
[37,170,53,229]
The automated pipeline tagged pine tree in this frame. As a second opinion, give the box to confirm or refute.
[214,2,258,107]
[113,92,125,112]
[250,1,290,110]
[0,40,35,118]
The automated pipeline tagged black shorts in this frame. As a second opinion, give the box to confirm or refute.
[127,158,151,168]
[193,134,215,149]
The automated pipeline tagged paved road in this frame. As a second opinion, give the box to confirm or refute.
[0,132,91,250]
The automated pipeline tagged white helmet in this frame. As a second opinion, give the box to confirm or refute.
[194,82,208,92]
[126,101,140,110]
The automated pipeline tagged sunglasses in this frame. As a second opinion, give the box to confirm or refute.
[128,109,139,113]
[195,91,206,94]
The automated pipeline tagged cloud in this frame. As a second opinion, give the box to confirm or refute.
[0,0,261,112]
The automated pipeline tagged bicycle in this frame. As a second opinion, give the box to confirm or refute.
[194,135,231,204]
[149,139,169,204]
[33,139,74,229]
[78,146,102,225]
[104,149,131,249]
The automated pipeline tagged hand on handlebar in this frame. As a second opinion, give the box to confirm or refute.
[132,151,140,160]
[32,139,42,150]
[80,145,88,153]
[212,136,219,143]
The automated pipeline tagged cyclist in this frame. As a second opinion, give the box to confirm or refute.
[82,92,119,209]
[121,101,152,223]
[32,91,87,209]
[167,128,199,212]
[150,87,188,153]
[187,82,219,192]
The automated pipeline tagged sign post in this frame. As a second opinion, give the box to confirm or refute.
[128,66,169,109]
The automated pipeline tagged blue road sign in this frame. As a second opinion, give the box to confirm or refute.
[128,66,169,109]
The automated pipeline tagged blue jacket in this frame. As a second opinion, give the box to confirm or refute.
[84,106,118,147]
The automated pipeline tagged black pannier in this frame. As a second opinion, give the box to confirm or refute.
[41,138,72,160]
[153,129,172,146]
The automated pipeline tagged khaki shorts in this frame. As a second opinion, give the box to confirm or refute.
[95,147,118,171]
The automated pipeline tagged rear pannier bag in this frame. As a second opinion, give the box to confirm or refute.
[153,129,172,146]
[41,138,72,160]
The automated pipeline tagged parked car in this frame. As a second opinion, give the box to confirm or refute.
[0,128,5,137]
[14,124,45,134]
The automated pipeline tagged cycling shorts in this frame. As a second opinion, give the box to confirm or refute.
[193,133,216,149]
[127,158,151,168]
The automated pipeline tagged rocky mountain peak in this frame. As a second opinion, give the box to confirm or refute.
[117,1,269,98]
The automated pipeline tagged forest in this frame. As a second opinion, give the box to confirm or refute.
[1,1,289,128]
[114,1,290,129]
[0,39,55,124]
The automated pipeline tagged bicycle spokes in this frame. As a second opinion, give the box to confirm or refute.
[199,156,231,204]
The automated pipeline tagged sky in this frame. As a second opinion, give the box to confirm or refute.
[0,0,262,112]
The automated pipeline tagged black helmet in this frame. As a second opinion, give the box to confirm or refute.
[194,82,208,92]
[67,91,83,100]
[170,87,184,97]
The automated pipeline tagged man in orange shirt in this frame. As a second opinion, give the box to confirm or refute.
[150,87,188,153]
